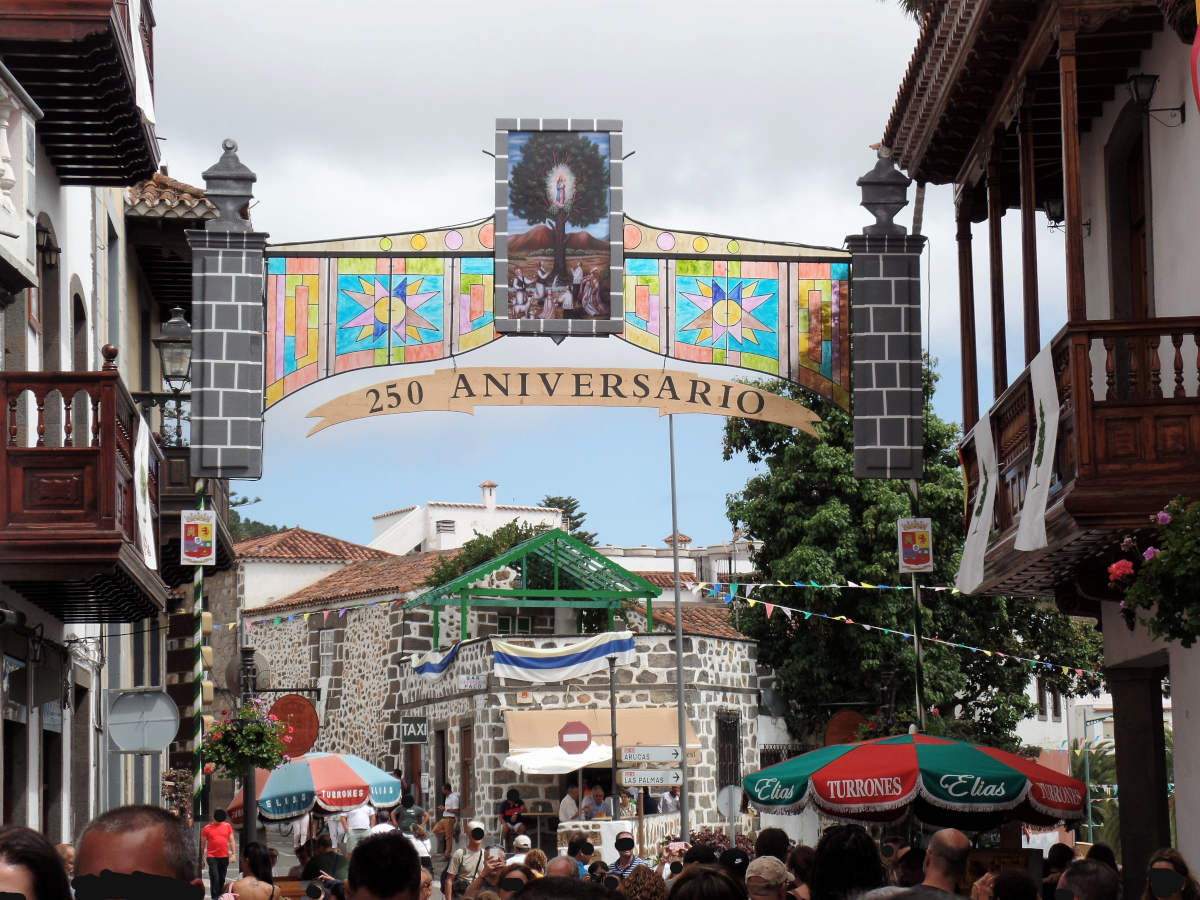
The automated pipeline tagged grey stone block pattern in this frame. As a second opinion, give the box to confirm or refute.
[846,233,927,480]
[187,230,268,479]
[493,117,623,339]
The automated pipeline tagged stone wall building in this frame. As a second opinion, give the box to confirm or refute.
[238,530,769,836]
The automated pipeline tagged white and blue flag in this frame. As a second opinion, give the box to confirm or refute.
[410,641,463,679]
[492,631,636,682]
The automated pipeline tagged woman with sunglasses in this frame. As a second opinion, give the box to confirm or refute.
[496,862,536,900]
[1142,850,1200,900]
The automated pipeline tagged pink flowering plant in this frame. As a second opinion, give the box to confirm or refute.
[199,697,290,780]
[1108,497,1200,646]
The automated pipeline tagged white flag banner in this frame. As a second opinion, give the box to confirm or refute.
[955,411,996,595]
[1015,346,1061,552]
[492,631,636,682]
[133,416,157,570]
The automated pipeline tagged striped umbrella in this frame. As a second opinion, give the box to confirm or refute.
[744,733,1085,829]
[227,753,402,822]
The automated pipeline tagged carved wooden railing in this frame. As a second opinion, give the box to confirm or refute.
[0,345,162,564]
[962,316,1200,541]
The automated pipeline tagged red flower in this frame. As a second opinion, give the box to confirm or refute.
[1108,559,1135,582]
[203,764,215,774]
[268,714,279,722]
[283,735,293,743]
[287,725,294,734]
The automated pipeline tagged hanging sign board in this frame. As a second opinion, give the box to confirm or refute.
[181,509,218,566]
[620,768,683,787]
[897,517,934,574]
[401,716,429,744]
[307,367,819,438]
[620,745,681,765]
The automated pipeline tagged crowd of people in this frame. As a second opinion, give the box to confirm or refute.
[2,802,1198,900]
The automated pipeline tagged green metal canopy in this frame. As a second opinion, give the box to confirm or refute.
[403,529,663,645]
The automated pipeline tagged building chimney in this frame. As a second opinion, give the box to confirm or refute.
[480,480,498,510]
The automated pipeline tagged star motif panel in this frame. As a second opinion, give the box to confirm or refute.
[264,220,852,411]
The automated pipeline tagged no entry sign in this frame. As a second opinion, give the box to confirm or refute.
[558,720,592,755]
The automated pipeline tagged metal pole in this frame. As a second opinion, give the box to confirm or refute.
[609,656,619,805]
[240,646,259,850]
[1084,736,1093,841]
[192,479,206,814]
[911,574,927,731]
[668,415,689,839]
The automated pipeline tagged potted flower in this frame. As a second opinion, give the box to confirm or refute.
[199,697,291,780]
[1107,497,1200,646]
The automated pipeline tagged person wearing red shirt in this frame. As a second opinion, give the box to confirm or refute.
[200,809,237,899]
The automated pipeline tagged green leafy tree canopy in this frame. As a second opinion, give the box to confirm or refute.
[542,494,598,546]
[228,494,284,543]
[423,519,552,587]
[721,366,1103,750]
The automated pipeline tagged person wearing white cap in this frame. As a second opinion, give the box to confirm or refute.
[746,855,791,900]
[443,820,487,899]
[507,834,532,866]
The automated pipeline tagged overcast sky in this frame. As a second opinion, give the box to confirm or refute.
[154,1,1069,549]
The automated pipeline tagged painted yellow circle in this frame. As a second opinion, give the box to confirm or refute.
[379,236,393,251]
[410,234,428,251]
[727,240,740,253]
[692,236,709,252]
[713,300,743,327]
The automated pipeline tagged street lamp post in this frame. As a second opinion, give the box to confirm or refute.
[1083,713,1113,841]
[153,307,193,445]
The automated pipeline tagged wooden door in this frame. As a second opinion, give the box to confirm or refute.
[459,723,473,818]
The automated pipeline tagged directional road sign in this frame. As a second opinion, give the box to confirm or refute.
[619,768,683,787]
[620,745,682,765]
[558,720,592,755]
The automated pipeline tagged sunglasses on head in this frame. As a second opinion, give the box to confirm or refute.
[500,878,526,892]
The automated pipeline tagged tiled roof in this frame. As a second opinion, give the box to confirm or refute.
[255,550,458,612]
[479,480,499,488]
[650,605,747,640]
[662,533,693,545]
[372,506,417,520]
[633,571,693,590]
[126,172,218,220]
[235,527,394,562]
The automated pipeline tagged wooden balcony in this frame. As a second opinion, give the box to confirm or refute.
[961,316,1200,598]
[0,0,158,185]
[0,348,169,621]
[158,444,234,588]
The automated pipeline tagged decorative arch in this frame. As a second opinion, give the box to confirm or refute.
[264,217,852,412]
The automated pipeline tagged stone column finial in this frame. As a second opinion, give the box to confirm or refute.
[201,138,257,232]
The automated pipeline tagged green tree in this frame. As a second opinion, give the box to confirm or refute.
[721,368,1104,749]
[508,131,609,282]
[542,494,598,546]
[228,494,283,543]
[424,519,552,587]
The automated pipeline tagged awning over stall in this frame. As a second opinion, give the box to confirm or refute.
[503,707,702,774]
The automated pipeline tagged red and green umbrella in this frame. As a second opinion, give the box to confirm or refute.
[743,733,1085,829]
[228,752,402,823]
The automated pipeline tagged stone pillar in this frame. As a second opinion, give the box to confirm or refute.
[1108,665,1170,900]
[1169,645,1200,872]
[186,140,267,479]
[849,149,926,480]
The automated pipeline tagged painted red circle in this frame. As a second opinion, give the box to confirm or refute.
[270,694,320,756]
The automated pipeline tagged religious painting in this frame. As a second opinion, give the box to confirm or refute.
[505,130,611,321]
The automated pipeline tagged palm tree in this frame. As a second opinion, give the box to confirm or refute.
[882,0,934,21]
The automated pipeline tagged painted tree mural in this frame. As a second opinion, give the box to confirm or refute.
[508,132,609,283]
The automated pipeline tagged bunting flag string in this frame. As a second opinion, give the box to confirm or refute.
[722,591,1100,678]
[209,578,1098,678]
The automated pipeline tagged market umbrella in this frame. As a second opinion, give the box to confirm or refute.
[743,733,1085,830]
[227,752,403,822]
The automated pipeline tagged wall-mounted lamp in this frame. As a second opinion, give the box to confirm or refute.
[1042,197,1090,235]
[34,225,60,268]
[1128,72,1185,125]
